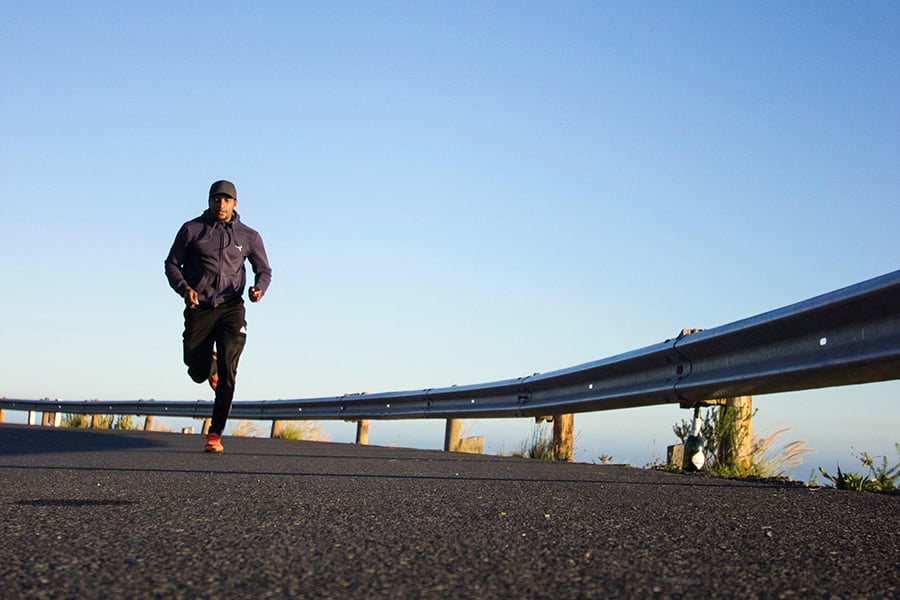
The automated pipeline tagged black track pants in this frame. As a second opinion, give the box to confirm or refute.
[182,298,247,435]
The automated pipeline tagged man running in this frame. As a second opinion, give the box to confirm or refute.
[164,179,272,452]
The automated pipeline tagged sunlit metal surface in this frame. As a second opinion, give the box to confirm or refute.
[3,270,899,420]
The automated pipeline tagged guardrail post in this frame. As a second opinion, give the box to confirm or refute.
[552,413,574,462]
[143,416,154,431]
[202,419,211,435]
[444,419,461,451]
[355,420,369,445]
[41,412,51,426]
[270,420,283,438]
[720,396,753,469]
[0,409,4,423]
[90,414,101,428]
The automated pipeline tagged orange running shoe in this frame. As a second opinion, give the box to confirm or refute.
[204,433,224,453]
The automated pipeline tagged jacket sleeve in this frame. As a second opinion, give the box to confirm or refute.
[164,224,191,296]
[248,230,272,293]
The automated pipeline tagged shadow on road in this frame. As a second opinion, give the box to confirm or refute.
[0,424,804,491]
[0,424,167,456]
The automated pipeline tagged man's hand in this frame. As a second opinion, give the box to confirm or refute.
[249,286,263,302]
[184,287,199,308]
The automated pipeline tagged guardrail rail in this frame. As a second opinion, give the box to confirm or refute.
[2,269,899,421]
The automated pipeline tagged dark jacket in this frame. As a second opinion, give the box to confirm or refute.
[165,210,272,307]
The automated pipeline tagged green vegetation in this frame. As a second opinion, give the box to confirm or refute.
[231,419,331,441]
[111,415,138,430]
[510,423,569,461]
[61,414,90,428]
[272,421,330,442]
[818,445,899,493]
[61,414,138,430]
[673,406,814,478]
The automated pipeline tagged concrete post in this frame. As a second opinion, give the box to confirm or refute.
[444,418,461,452]
[355,420,369,445]
[552,413,574,462]
[667,444,684,469]
[456,436,485,454]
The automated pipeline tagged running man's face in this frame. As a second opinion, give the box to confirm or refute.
[209,194,237,222]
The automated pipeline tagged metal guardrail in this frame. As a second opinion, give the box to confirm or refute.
[3,270,899,421]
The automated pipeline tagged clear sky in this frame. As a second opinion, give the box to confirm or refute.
[2,2,897,479]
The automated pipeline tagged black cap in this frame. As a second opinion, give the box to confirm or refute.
[209,180,237,199]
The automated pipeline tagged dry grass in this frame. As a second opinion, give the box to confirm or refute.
[231,420,265,437]
[751,428,816,477]
[273,421,331,441]
[230,419,331,441]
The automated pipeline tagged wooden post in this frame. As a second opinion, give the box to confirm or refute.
[720,396,753,469]
[143,416,154,431]
[91,414,101,428]
[552,413,574,462]
[41,412,51,426]
[355,420,369,445]
[270,420,284,438]
[0,409,5,423]
[444,418,461,452]
[202,418,211,435]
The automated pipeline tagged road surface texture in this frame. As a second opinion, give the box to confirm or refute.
[0,424,896,599]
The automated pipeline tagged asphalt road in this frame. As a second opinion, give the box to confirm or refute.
[0,424,896,599]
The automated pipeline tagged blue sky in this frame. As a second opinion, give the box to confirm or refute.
[2,2,897,479]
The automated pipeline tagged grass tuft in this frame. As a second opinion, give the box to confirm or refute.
[819,444,899,493]
[510,424,569,461]
[673,407,814,478]
[273,421,331,442]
